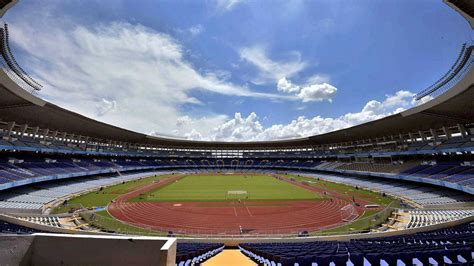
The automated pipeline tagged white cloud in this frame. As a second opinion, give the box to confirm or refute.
[277,77,337,102]
[213,112,263,141]
[96,99,117,117]
[239,45,307,84]
[306,74,330,84]
[188,24,204,36]
[297,83,337,102]
[277,77,299,93]
[175,90,416,141]
[9,13,292,135]
[240,46,336,102]
[383,90,415,109]
[6,4,420,143]
[214,0,246,12]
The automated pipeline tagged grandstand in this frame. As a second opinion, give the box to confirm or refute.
[239,221,474,265]
[0,0,473,265]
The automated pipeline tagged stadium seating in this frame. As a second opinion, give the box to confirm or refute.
[0,171,171,210]
[406,209,474,228]
[176,243,224,266]
[239,222,474,266]
[0,152,473,209]
[298,172,474,206]
[0,220,44,234]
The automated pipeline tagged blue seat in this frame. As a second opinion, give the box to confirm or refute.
[443,249,459,263]
[315,255,331,266]
[332,254,348,266]
[364,253,380,265]
[280,256,296,266]
[349,253,364,265]
[428,249,445,264]
[458,247,472,262]
[296,255,314,266]
[414,251,430,265]
[381,252,397,265]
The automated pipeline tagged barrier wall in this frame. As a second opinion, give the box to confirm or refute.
[180,215,474,247]
[0,213,107,235]
[0,233,176,265]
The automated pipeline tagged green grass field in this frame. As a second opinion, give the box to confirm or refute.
[132,174,322,202]
[52,172,403,235]
[52,174,172,213]
[80,211,165,236]
[284,174,401,208]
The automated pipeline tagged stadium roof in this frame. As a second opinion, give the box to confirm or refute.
[446,0,474,28]
[0,0,473,149]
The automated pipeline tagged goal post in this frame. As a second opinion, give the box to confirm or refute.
[340,204,358,222]
[226,190,249,200]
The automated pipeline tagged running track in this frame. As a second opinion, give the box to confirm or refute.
[107,174,366,235]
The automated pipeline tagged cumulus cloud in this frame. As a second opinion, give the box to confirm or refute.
[213,112,263,141]
[239,46,307,84]
[297,83,337,102]
[6,4,420,142]
[9,10,292,135]
[175,90,416,141]
[240,46,336,102]
[277,77,337,102]
[277,77,299,93]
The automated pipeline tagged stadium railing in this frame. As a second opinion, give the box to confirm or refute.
[415,42,474,100]
[0,23,42,94]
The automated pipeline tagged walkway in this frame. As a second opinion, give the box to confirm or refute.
[202,249,256,266]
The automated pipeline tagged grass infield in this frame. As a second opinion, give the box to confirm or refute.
[52,174,172,213]
[52,172,402,235]
[132,174,323,202]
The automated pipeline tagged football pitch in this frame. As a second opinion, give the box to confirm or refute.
[133,174,322,202]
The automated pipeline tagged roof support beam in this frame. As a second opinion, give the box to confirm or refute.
[32,126,39,139]
[5,121,14,138]
[458,124,468,137]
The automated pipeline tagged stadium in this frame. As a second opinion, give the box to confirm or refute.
[0,0,473,265]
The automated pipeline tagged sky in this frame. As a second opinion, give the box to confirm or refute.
[4,0,473,141]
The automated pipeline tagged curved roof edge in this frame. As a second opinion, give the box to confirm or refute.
[402,65,474,117]
[0,0,16,18]
[445,0,474,29]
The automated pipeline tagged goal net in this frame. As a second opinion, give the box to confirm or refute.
[226,190,248,200]
[340,204,358,222]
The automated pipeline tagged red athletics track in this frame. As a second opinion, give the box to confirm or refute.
[107,174,367,235]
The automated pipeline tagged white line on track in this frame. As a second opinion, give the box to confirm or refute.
[245,205,253,216]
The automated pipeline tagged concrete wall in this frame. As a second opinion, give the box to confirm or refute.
[0,214,109,235]
[0,233,176,266]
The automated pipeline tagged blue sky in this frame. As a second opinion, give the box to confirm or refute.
[4,0,473,141]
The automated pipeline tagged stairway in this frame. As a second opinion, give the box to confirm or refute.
[202,249,256,266]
